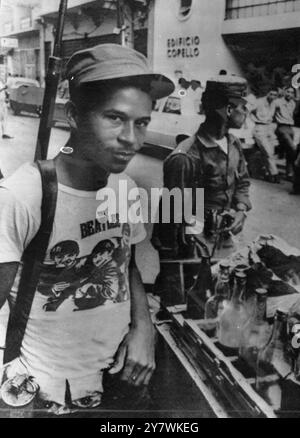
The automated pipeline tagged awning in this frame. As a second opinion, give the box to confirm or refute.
[223,27,300,67]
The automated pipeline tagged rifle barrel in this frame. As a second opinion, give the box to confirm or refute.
[53,0,68,57]
[34,0,68,161]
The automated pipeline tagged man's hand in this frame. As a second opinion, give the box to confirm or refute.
[108,320,156,387]
[224,210,246,235]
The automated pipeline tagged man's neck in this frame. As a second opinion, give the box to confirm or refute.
[54,152,109,191]
[203,120,227,141]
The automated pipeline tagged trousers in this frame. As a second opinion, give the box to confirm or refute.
[276,125,297,175]
[253,124,278,176]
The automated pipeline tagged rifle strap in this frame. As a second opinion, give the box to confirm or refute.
[4,160,58,364]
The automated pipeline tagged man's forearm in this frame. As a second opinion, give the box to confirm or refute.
[233,188,252,211]
[115,251,155,386]
[129,263,152,328]
[233,167,252,211]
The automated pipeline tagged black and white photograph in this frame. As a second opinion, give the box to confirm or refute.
[0,0,300,421]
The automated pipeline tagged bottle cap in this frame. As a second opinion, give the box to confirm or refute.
[219,260,231,269]
[255,288,268,296]
[234,264,249,273]
[234,271,247,279]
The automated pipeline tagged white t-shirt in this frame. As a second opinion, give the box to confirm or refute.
[215,137,228,155]
[0,162,146,405]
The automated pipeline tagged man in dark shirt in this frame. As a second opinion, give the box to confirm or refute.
[153,76,252,261]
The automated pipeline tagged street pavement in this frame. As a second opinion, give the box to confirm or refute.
[1,111,300,284]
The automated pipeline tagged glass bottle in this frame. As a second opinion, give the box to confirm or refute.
[239,288,271,370]
[205,260,231,320]
[256,309,288,376]
[233,263,255,318]
[186,256,213,319]
[256,310,288,410]
[228,264,248,298]
[204,261,231,336]
[218,271,249,350]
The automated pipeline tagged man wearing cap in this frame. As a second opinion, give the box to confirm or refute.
[0,44,174,416]
[153,76,251,260]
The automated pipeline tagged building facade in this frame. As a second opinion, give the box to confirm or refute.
[0,0,42,80]
[149,0,243,87]
[1,0,300,94]
[0,0,144,82]
[148,0,300,94]
[223,0,300,94]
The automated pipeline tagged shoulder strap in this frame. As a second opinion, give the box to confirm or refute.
[4,160,58,364]
[176,133,205,188]
[167,134,197,160]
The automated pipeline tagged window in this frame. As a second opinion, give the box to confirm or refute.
[179,0,192,18]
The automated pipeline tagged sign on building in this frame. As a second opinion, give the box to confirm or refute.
[0,38,18,49]
[20,17,31,30]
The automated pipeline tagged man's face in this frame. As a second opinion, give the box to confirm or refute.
[267,90,278,102]
[54,253,77,268]
[227,102,248,129]
[285,88,295,101]
[93,250,112,267]
[75,87,152,173]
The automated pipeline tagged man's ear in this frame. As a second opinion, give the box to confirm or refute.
[65,101,78,129]
[226,104,233,117]
[216,106,228,120]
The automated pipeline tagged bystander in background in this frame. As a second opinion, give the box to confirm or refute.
[274,86,296,181]
[0,78,12,140]
[251,87,280,183]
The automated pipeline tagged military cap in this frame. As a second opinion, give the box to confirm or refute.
[66,43,175,100]
[201,75,248,111]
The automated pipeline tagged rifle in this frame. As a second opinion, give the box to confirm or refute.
[34,0,68,161]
